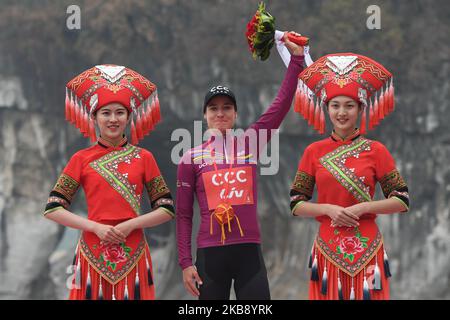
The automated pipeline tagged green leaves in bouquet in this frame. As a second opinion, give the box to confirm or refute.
[253,2,276,61]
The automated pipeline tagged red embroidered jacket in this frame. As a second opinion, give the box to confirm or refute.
[44,137,174,221]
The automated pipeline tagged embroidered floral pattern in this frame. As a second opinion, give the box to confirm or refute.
[338,236,365,258]
[90,145,142,214]
[146,175,170,203]
[319,137,372,203]
[291,171,315,199]
[380,169,407,198]
[80,236,145,285]
[333,227,369,263]
[53,173,79,202]
[99,243,131,271]
[316,230,382,277]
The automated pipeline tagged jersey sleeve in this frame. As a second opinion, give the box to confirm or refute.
[246,55,305,158]
[176,150,196,270]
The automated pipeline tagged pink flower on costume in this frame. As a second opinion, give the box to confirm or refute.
[339,236,365,255]
[103,244,127,264]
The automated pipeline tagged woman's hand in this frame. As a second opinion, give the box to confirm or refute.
[114,219,137,239]
[93,223,126,244]
[345,203,369,218]
[283,31,304,56]
[325,204,359,228]
[182,266,203,297]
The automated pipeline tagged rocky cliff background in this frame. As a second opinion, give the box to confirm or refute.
[0,0,449,299]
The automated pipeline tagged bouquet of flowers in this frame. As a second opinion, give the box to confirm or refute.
[246,2,309,61]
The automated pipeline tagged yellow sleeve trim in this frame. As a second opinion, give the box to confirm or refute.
[291,201,305,216]
[43,206,64,216]
[391,196,409,212]
[159,207,176,219]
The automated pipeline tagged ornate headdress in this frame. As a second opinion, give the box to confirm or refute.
[65,64,161,144]
[294,53,395,134]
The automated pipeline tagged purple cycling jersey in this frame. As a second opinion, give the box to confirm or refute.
[176,55,305,270]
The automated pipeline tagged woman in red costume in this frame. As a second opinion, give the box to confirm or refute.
[289,53,409,300]
[44,65,175,300]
